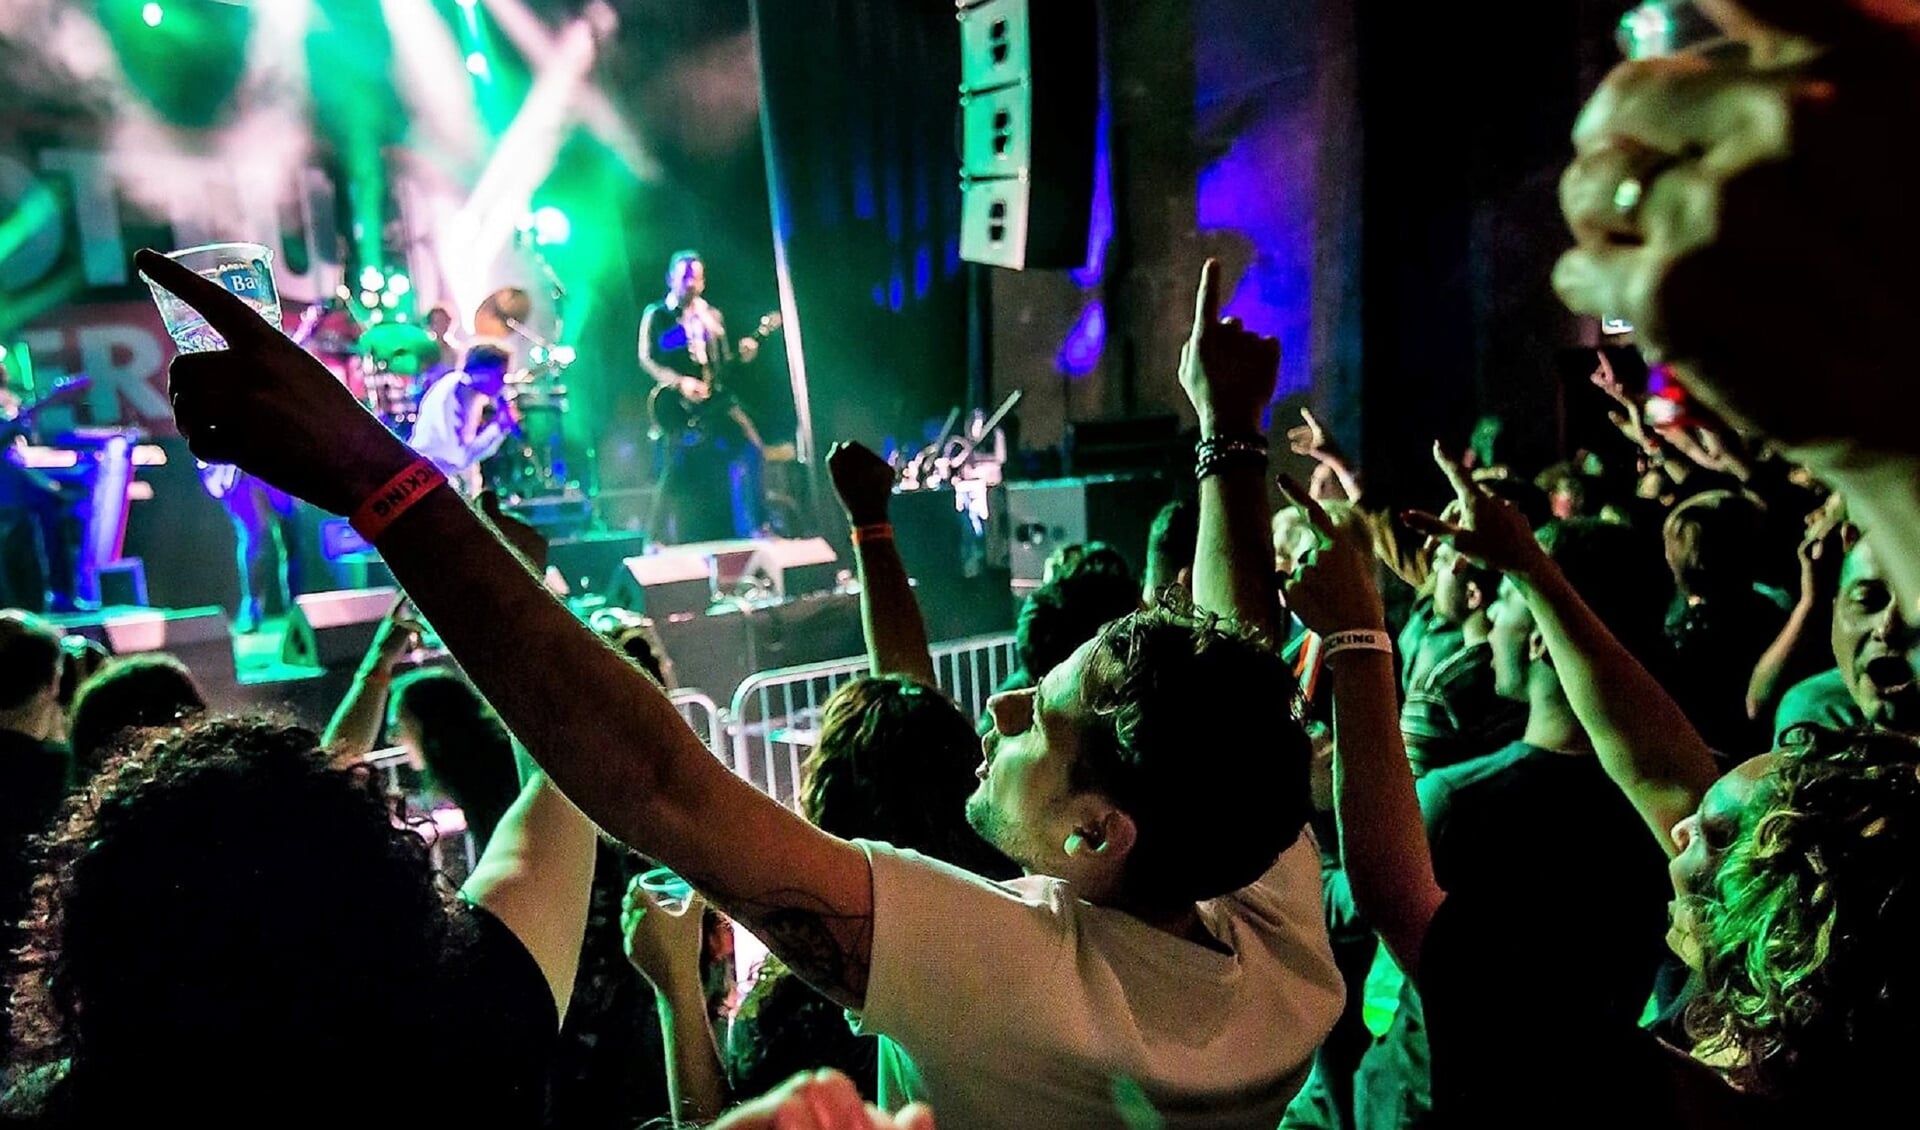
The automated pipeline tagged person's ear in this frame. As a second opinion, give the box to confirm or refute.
[1463,578,1487,613]
[1529,629,1551,665]
[1064,809,1138,861]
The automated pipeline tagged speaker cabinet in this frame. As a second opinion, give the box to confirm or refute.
[1005,474,1170,590]
[957,0,1098,270]
[64,606,241,708]
[281,587,401,668]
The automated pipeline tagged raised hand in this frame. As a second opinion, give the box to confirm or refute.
[1274,476,1384,636]
[621,875,706,991]
[1286,407,1330,458]
[1551,7,1920,460]
[713,1070,936,1130]
[1178,259,1282,436]
[827,440,897,527]
[1400,443,1545,576]
[134,248,413,515]
[369,595,425,666]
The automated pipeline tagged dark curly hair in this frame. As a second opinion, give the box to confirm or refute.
[1074,597,1310,909]
[390,669,519,849]
[1012,547,1144,688]
[801,676,1015,879]
[9,716,451,1117]
[1688,726,1920,1116]
[65,653,206,782]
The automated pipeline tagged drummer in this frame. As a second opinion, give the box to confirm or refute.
[358,321,439,437]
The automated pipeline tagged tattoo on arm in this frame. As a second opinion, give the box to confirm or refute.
[683,872,873,1009]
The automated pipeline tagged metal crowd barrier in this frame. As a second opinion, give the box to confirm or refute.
[671,689,726,760]
[721,633,1017,809]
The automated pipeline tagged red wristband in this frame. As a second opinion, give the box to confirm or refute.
[852,522,894,545]
[350,459,449,542]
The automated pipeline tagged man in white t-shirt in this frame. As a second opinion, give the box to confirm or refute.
[148,253,1339,1130]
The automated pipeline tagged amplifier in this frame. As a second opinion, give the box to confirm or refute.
[1005,474,1170,589]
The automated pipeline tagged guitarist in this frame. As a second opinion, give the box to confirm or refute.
[637,250,768,544]
[0,361,86,614]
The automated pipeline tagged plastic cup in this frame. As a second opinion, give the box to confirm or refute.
[637,864,695,915]
[1616,0,1724,60]
[143,241,282,353]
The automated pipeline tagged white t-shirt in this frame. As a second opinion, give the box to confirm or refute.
[852,833,1342,1130]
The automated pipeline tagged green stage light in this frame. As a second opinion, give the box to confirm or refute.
[359,290,379,308]
[359,266,385,291]
[388,273,411,296]
[369,310,386,323]
[380,292,400,309]
[141,3,163,27]
[466,52,490,79]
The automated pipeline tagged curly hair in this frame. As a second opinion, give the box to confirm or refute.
[1075,597,1310,908]
[801,676,1015,879]
[1688,726,1920,1114]
[10,716,451,1111]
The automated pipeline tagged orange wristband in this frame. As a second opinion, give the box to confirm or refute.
[351,459,449,542]
[852,522,894,545]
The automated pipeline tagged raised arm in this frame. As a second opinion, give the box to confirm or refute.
[140,248,879,1013]
[1181,260,1284,637]
[321,596,421,764]
[1405,445,1720,850]
[828,440,935,683]
[1280,481,1442,974]
[623,883,730,1126]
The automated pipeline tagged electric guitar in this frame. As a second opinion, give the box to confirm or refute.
[645,311,781,444]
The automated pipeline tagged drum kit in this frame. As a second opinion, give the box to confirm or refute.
[325,286,577,501]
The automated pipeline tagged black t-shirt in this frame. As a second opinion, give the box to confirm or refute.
[1421,890,1780,1129]
[1419,740,1672,1017]
[9,901,557,1128]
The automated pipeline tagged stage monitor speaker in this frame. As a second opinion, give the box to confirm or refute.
[1005,474,1171,590]
[605,550,716,620]
[282,587,401,668]
[957,0,1097,270]
[68,606,240,706]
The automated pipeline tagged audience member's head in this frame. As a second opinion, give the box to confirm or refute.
[1680,728,1920,1117]
[1430,541,1497,629]
[389,669,519,848]
[802,676,1012,878]
[55,636,109,715]
[591,608,675,690]
[67,654,207,781]
[1014,549,1143,686]
[1142,500,1198,604]
[1272,507,1322,578]
[9,717,457,1120]
[0,612,67,743]
[974,599,1311,911]
[1830,539,1920,733]
[1663,490,1768,600]
[1488,519,1670,705]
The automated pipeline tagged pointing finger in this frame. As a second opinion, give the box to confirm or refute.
[1189,258,1221,345]
[134,247,273,347]
[1431,441,1484,503]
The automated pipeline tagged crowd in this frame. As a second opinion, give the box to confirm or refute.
[0,2,1917,1127]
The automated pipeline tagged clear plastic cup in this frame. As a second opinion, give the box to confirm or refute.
[1616,0,1725,60]
[143,241,282,353]
[637,864,695,915]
